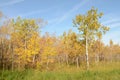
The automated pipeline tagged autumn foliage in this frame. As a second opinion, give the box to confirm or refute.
[0,8,120,71]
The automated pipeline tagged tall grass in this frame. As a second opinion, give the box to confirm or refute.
[0,62,120,80]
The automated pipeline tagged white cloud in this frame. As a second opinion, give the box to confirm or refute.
[48,0,89,26]
[102,14,120,29]
[107,23,120,29]
[57,0,89,23]
[16,10,47,18]
[102,18,120,25]
[10,9,51,18]
[48,18,59,24]
[0,0,24,7]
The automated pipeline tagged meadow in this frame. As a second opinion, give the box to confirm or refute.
[0,62,120,80]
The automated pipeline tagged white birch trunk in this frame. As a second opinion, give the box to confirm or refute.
[86,35,89,70]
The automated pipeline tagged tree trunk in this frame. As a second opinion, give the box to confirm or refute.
[65,54,69,66]
[46,57,49,70]
[32,54,35,63]
[86,36,89,70]
[32,38,36,67]
[95,54,99,64]
[32,54,36,68]
[24,35,27,69]
[1,39,5,71]
[76,56,79,68]
[11,43,14,71]
[96,39,101,64]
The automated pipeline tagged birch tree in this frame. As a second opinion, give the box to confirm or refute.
[73,7,109,69]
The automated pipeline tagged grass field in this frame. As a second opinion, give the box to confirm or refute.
[0,62,120,80]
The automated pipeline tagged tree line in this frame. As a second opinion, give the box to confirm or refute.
[0,8,120,71]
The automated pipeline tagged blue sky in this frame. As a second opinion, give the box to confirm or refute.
[0,0,120,45]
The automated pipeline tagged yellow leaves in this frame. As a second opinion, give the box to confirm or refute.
[36,61,41,69]
[75,15,83,25]
[25,33,40,63]
[61,30,84,57]
[99,13,103,18]
[9,17,42,67]
[42,37,57,57]
[74,7,109,34]
[97,32,102,39]
[73,7,110,51]
[36,33,57,66]
[103,26,110,31]
[14,48,23,56]
[43,47,56,56]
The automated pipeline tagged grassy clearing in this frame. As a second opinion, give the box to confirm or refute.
[0,62,120,80]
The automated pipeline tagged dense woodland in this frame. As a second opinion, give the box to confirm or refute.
[0,8,120,71]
